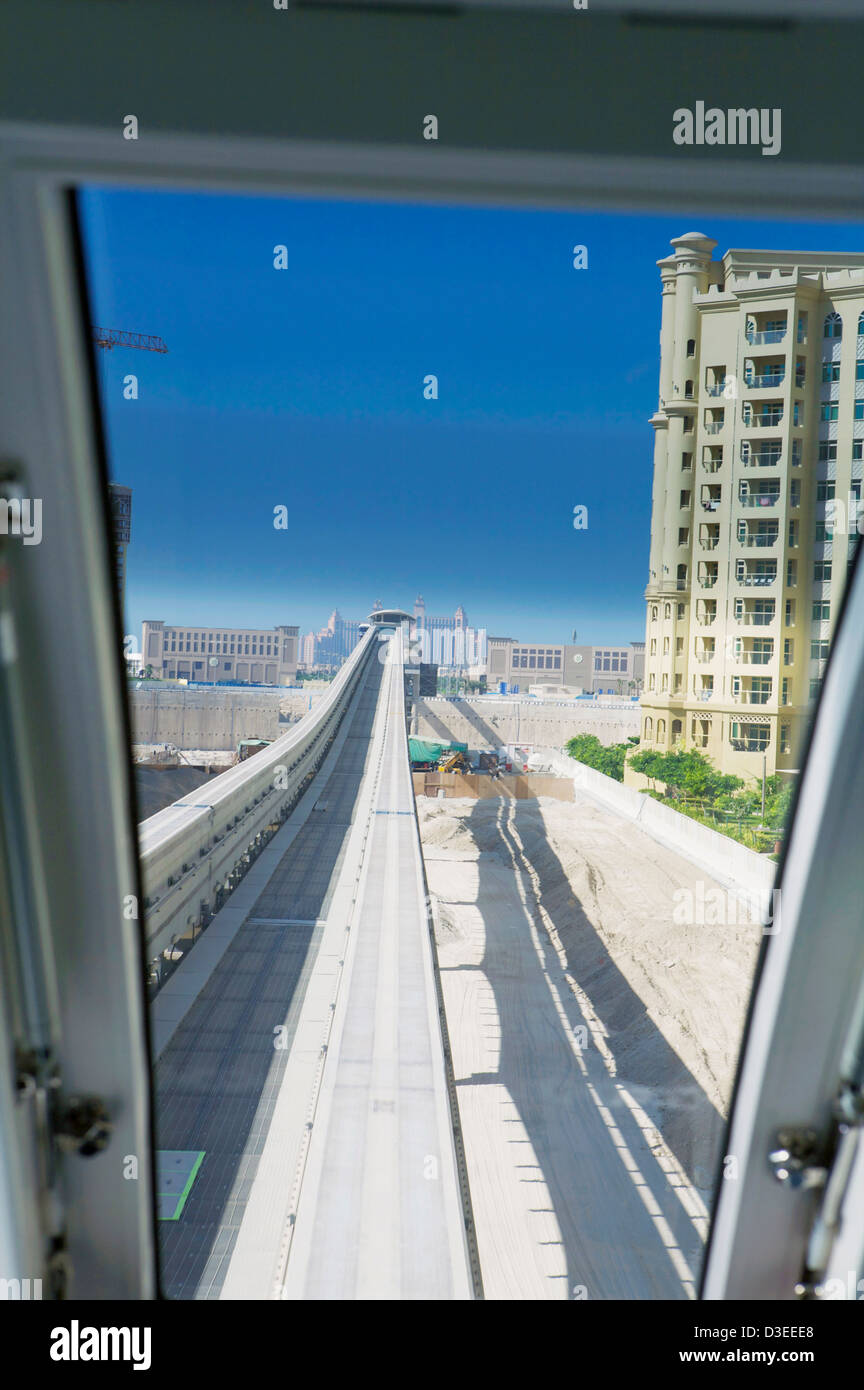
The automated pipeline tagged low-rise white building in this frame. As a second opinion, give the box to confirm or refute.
[141,620,299,685]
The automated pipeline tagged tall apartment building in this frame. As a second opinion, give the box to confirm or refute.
[141,620,299,685]
[638,233,864,782]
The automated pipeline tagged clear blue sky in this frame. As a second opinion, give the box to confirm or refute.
[78,188,864,647]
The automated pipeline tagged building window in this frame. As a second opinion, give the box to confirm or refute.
[810,678,822,700]
[644,717,653,739]
[822,362,841,382]
[856,401,864,421]
[787,560,798,587]
[790,480,801,507]
[682,453,692,471]
[819,442,837,461]
[784,638,794,664]
[686,339,695,358]
[651,606,658,622]
[817,480,835,502]
[678,527,689,545]
[785,599,795,626]
[811,639,829,660]
[731,721,769,751]
[820,402,839,422]
[677,603,685,619]
[780,725,791,755]
[814,561,832,583]
[781,677,789,706]
[812,600,830,621]
[680,490,691,508]
[854,442,863,461]
[824,311,843,339]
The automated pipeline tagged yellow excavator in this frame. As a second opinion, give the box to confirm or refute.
[438,749,471,773]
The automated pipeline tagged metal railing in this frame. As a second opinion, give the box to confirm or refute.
[745,374,784,388]
[746,329,786,345]
[743,451,783,467]
[739,493,780,507]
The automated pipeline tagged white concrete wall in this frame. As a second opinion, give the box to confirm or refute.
[412,697,640,750]
[130,686,301,749]
[530,749,776,898]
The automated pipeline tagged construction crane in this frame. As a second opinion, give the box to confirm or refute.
[92,327,168,353]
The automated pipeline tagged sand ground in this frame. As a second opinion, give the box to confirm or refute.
[418,792,762,1301]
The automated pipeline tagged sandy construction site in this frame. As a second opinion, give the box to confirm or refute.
[417,791,763,1301]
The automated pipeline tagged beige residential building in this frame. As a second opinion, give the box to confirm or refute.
[141,620,299,685]
[637,233,864,783]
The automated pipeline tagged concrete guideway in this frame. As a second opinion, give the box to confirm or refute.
[277,632,472,1299]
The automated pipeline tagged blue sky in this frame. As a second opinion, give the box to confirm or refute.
[78,188,864,647]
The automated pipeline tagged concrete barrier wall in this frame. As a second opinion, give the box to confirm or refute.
[131,687,288,749]
[411,697,640,750]
[531,749,776,897]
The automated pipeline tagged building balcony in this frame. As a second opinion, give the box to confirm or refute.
[694,651,715,662]
[738,533,779,548]
[745,373,785,389]
[731,690,773,704]
[737,572,777,587]
[695,690,714,701]
[743,414,784,429]
[706,383,726,397]
[705,422,724,435]
[699,537,719,549]
[746,329,786,345]
[697,612,716,625]
[743,450,783,468]
[739,493,780,508]
[698,576,718,589]
[735,611,774,625]
[737,651,773,665]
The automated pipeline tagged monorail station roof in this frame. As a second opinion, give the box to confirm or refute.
[367,608,412,624]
